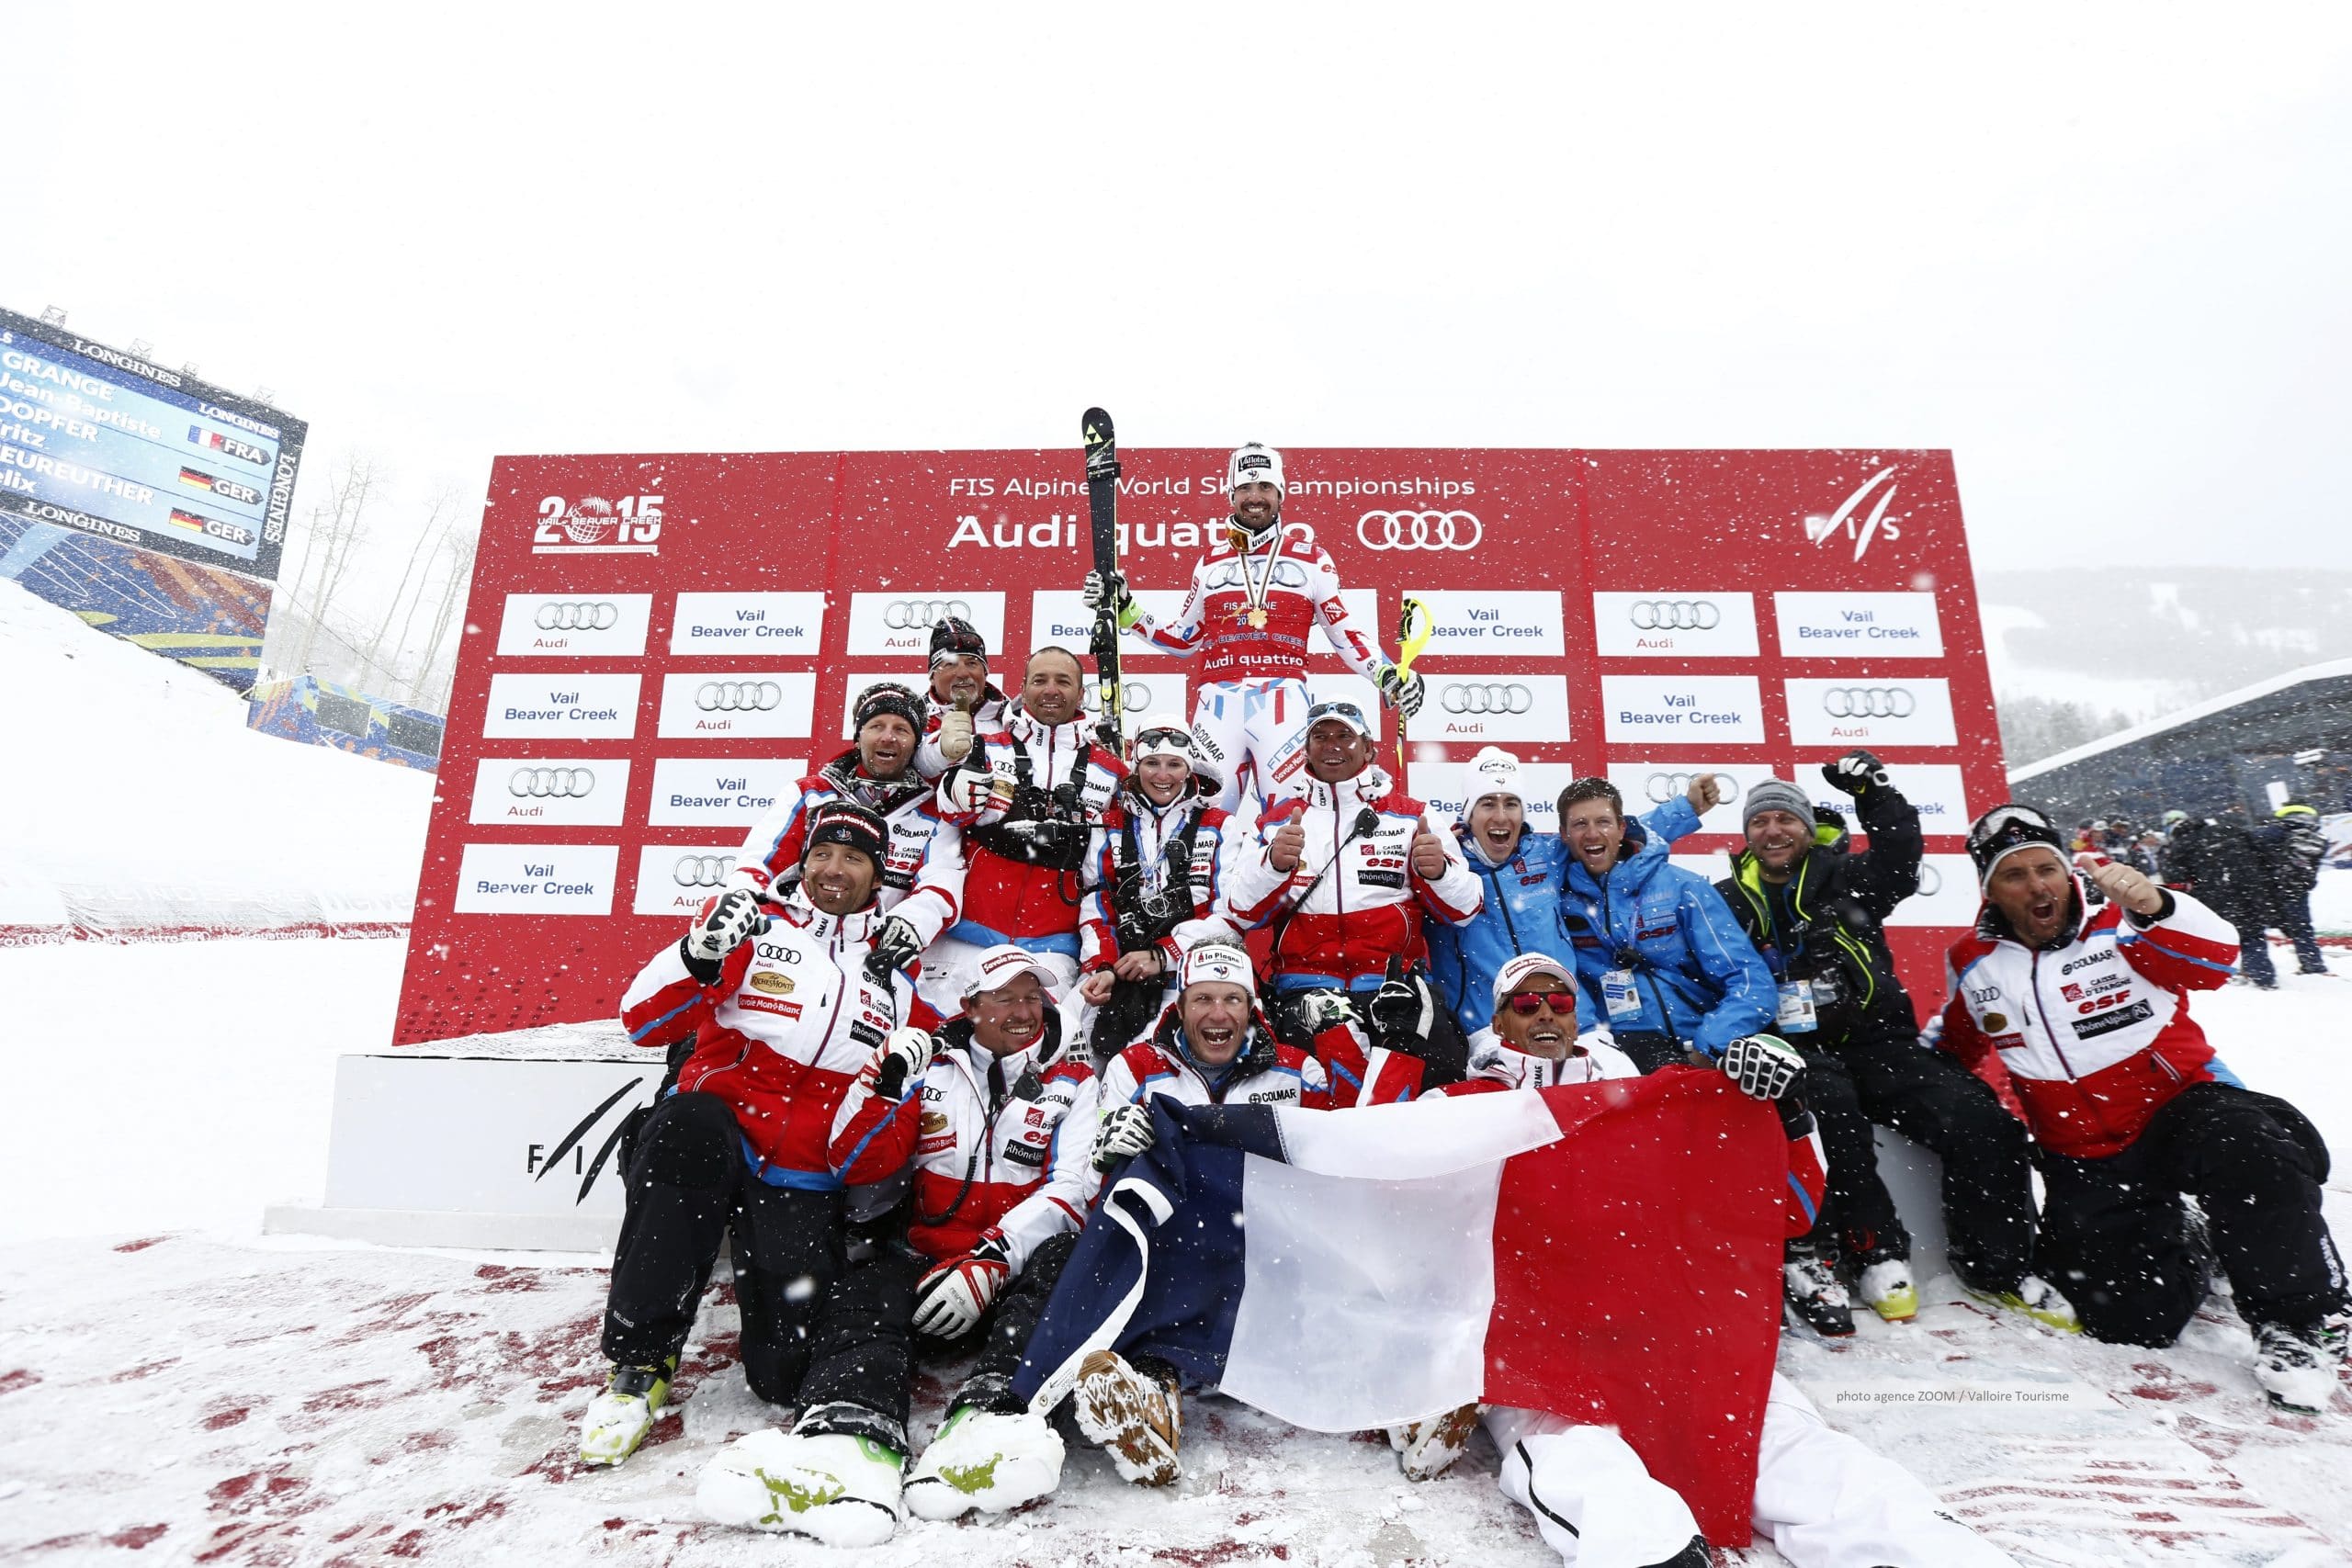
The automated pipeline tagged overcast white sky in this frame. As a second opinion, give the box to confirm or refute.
[9,3,2349,581]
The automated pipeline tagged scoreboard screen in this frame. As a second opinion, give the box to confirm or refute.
[0,304,305,583]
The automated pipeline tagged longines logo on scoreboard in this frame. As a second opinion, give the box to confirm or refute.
[532,494,664,556]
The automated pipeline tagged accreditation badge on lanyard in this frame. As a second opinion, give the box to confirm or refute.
[1775,980,1819,1034]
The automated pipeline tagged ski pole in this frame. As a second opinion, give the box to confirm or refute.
[1393,594,1432,777]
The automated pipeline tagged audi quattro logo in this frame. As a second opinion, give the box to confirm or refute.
[534,601,620,632]
[1646,772,1736,804]
[510,766,595,798]
[673,854,729,887]
[1821,687,1917,718]
[1440,682,1533,715]
[1357,509,1483,551]
[1628,600,1720,631]
[882,599,972,628]
[1083,680,1152,714]
[698,680,785,712]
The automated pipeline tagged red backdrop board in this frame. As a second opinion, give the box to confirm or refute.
[394,449,2000,1045]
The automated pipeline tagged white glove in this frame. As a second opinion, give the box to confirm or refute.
[685,887,768,964]
[944,761,996,815]
[1295,990,1357,1033]
[1091,1102,1155,1171]
[871,1026,934,1100]
[1081,569,1133,617]
[935,705,975,764]
[912,1232,1012,1339]
[1722,1034,1805,1101]
[1376,663,1426,719]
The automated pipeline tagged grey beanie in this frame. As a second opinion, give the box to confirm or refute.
[1742,777,1815,830]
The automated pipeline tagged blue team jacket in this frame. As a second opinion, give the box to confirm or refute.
[1426,796,1702,1039]
[1556,832,1775,1057]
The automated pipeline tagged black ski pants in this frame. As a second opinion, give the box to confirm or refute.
[600,1091,916,1444]
[2039,1083,2347,1346]
[1826,1037,2040,1290]
[919,1230,1081,1416]
[2270,891,2329,976]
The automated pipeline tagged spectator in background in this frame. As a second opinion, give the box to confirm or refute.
[2162,811,2279,989]
[2250,803,2331,978]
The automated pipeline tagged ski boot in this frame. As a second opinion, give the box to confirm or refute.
[1388,1403,1481,1481]
[578,1355,676,1467]
[1783,1253,1856,1337]
[904,1402,1066,1519]
[1853,1253,1919,1324]
[697,1403,906,1546]
[1072,1349,1182,1485]
[1964,1273,2082,1333]
[2253,1318,2346,1414]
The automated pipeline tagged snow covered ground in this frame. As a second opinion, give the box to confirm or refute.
[0,581,432,940]
[3,936,2348,1565]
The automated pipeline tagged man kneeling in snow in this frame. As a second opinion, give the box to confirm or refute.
[1389,953,2018,1568]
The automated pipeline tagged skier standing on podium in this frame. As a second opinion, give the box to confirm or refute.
[1082,443,1426,813]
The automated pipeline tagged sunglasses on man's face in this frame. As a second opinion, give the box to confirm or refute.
[1504,987,1577,1016]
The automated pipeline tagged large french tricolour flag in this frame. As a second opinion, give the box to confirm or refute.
[1012,1071,1790,1545]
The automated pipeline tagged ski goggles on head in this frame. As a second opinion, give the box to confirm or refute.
[1135,726,1193,761]
[1304,700,1374,739]
[1502,987,1577,1016]
[1966,804,2057,857]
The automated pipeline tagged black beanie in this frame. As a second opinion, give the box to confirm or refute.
[853,681,926,736]
[929,616,989,668]
[801,801,890,874]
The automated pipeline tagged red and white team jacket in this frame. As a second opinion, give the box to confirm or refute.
[914,681,1012,781]
[1096,1009,1426,1111]
[1128,522,1385,685]
[936,707,1125,954]
[727,757,966,949]
[618,893,922,1188]
[1934,883,2239,1160]
[1223,765,1484,991]
[1077,792,1240,973]
[905,1016,1099,1272]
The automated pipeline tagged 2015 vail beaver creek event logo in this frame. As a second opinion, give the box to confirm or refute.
[532,493,664,555]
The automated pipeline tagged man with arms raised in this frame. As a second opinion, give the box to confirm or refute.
[1938,804,2347,1411]
[1083,442,1424,812]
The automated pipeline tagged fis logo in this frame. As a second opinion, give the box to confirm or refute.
[532,493,664,556]
[1804,468,1903,562]
[525,1076,648,1205]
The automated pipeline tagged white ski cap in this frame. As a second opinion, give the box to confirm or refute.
[1491,952,1576,1010]
[1134,713,1193,762]
[961,943,1062,1003]
[1465,746,1524,807]
[1227,442,1285,495]
[1180,942,1254,994]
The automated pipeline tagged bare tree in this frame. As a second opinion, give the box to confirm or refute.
[288,457,382,676]
[356,483,458,694]
[418,527,478,712]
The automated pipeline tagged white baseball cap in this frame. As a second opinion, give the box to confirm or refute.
[1465,746,1524,807]
[1179,942,1255,993]
[1490,952,1577,1010]
[1227,442,1285,495]
[961,943,1062,1002]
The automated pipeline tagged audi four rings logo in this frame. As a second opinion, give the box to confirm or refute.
[1822,687,1917,718]
[697,680,785,712]
[510,767,594,798]
[1440,682,1533,715]
[1085,681,1151,713]
[1628,600,1720,631]
[534,601,620,631]
[1646,772,1734,804]
[882,599,972,628]
[1356,509,1483,551]
[673,855,729,887]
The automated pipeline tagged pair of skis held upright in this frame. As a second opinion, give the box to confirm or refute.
[1078,408,1431,772]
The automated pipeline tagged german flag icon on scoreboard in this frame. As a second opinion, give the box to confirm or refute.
[180,466,217,492]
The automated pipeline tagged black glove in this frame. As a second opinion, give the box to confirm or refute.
[1367,955,1435,1058]
[864,914,922,986]
[1822,750,1892,798]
